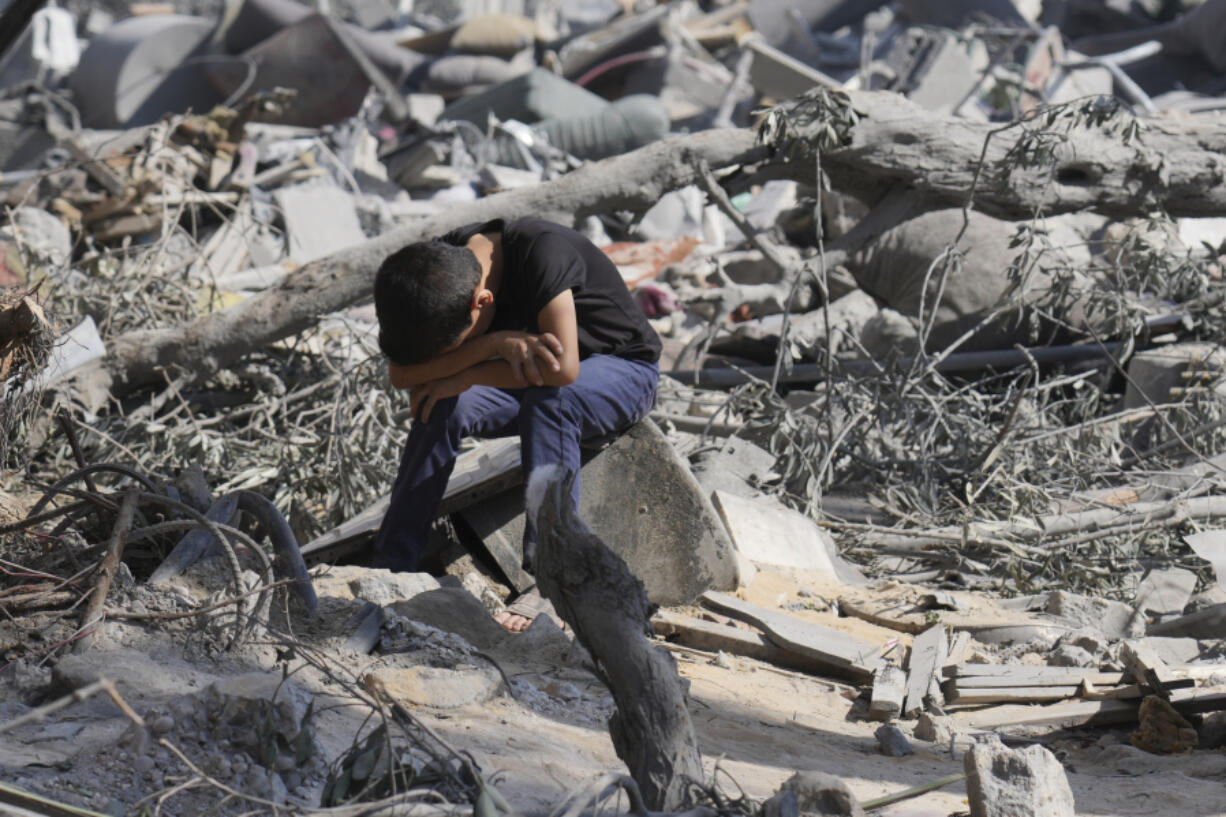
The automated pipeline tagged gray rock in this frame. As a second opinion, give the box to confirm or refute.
[1048,644,1096,668]
[915,712,954,744]
[459,420,737,605]
[778,771,867,817]
[1046,590,1143,641]
[0,207,71,267]
[51,647,212,705]
[210,672,313,728]
[964,740,1075,817]
[347,569,440,606]
[859,308,919,359]
[362,664,502,709]
[868,665,906,722]
[1058,628,1107,656]
[1197,711,1226,750]
[389,587,509,653]
[874,724,914,757]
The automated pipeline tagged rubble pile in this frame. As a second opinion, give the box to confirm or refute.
[2,0,1226,816]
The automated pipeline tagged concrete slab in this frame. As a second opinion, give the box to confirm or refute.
[458,420,738,605]
[274,185,367,264]
[711,490,837,575]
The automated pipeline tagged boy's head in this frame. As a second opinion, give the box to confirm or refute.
[374,240,488,365]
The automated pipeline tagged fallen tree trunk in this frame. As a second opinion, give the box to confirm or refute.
[105,90,1226,391]
[799,90,1226,220]
[528,467,703,811]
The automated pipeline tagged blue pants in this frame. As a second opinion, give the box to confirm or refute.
[372,354,659,572]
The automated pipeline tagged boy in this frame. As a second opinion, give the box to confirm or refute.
[371,217,661,630]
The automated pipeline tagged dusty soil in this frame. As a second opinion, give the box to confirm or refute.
[2,556,1225,817]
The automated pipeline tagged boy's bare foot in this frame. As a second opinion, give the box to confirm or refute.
[494,610,534,632]
[495,589,567,634]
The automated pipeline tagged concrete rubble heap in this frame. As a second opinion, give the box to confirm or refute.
[1,0,1226,816]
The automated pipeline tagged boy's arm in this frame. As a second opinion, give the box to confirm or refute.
[387,329,563,390]
[412,291,580,421]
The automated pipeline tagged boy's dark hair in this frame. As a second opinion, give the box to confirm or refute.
[374,240,482,365]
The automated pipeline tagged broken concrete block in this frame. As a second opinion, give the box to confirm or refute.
[1134,567,1199,617]
[1124,343,1226,410]
[1131,695,1198,754]
[0,207,71,268]
[915,712,954,744]
[964,740,1075,817]
[745,36,840,101]
[777,771,867,817]
[1048,644,1097,668]
[388,587,509,652]
[457,420,737,606]
[868,665,906,722]
[1046,590,1143,641]
[347,569,440,606]
[1058,628,1107,656]
[51,647,213,705]
[274,185,367,264]
[362,664,503,708]
[690,438,778,500]
[712,490,837,575]
[211,672,314,726]
[875,724,914,757]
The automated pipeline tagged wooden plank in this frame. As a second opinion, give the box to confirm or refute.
[652,611,852,677]
[943,631,972,669]
[302,438,522,564]
[904,624,947,718]
[1120,640,1194,699]
[943,664,1124,685]
[951,698,1140,731]
[944,671,1126,688]
[701,591,882,682]
[949,685,1082,705]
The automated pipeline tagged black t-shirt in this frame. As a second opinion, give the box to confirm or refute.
[441,218,661,363]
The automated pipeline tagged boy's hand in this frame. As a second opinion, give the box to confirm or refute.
[494,332,564,387]
[410,374,470,423]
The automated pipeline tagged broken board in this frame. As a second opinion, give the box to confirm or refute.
[904,624,947,718]
[701,591,882,682]
[651,611,853,678]
[301,438,523,564]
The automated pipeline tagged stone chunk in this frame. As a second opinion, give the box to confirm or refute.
[362,665,502,709]
[458,420,737,605]
[874,724,914,757]
[51,647,212,704]
[964,740,1075,817]
[915,712,953,744]
[774,771,867,817]
[1046,590,1143,641]
[346,569,440,606]
[868,665,906,722]
[1048,644,1096,668]
[1131,696,1198,755]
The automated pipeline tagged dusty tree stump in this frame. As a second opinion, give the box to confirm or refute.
[528,466,703,811]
